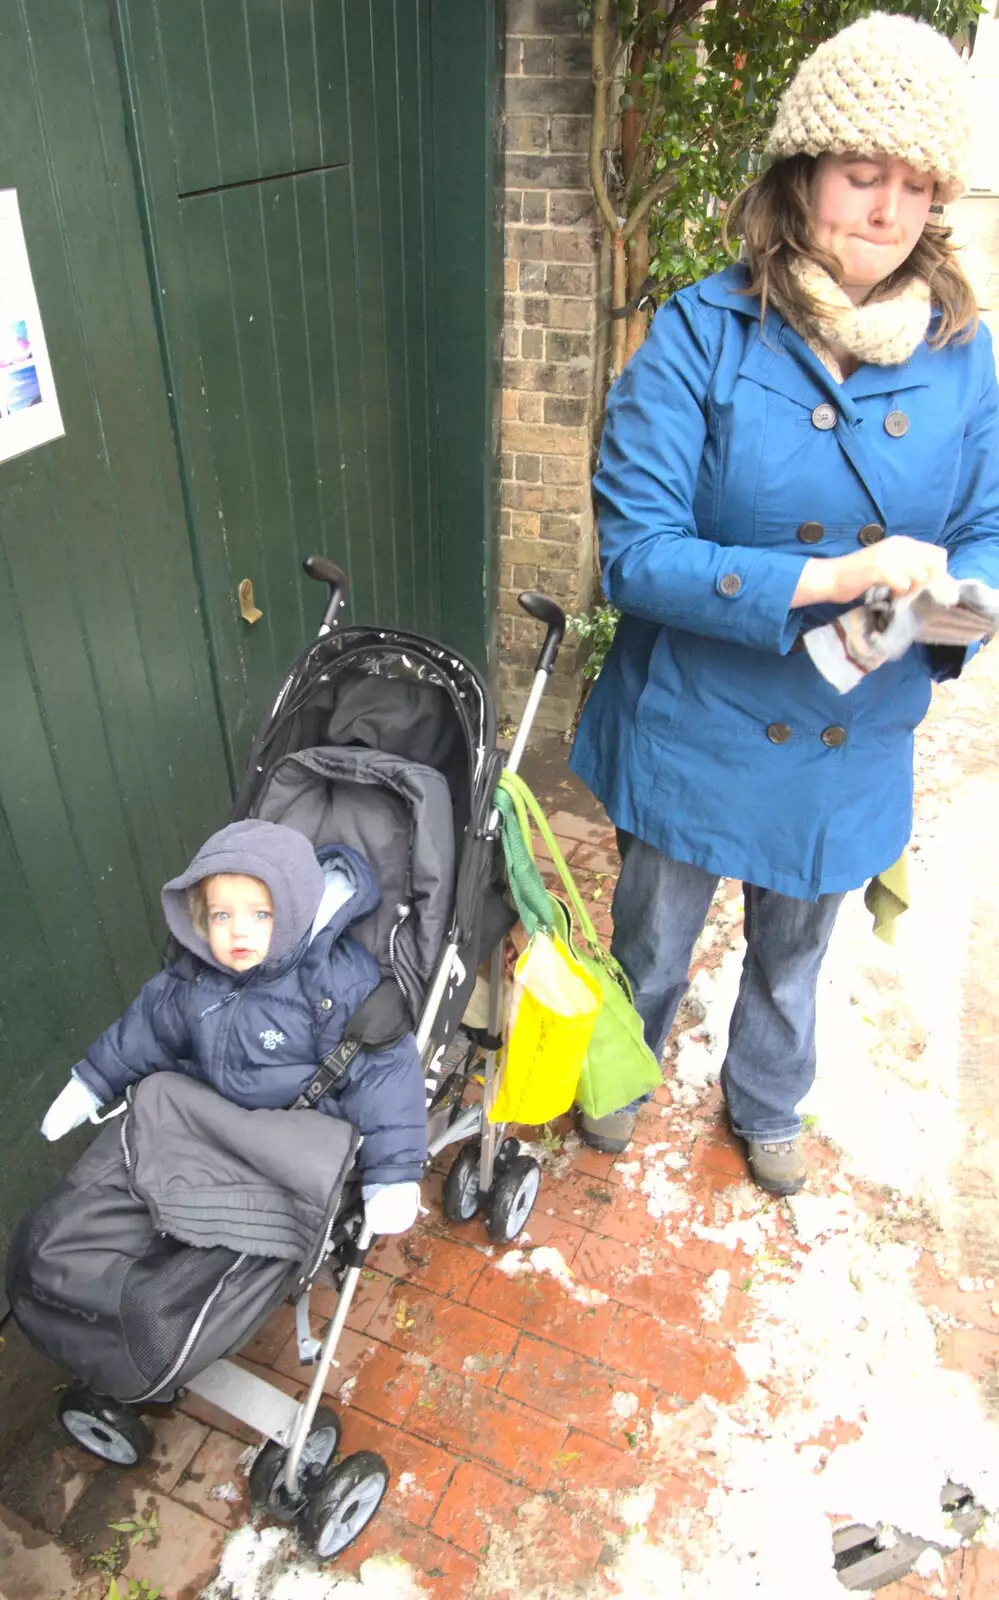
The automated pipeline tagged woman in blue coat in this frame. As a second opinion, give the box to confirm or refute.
[570,13,999,1193]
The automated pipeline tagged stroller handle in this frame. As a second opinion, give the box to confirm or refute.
[303,555,348,634]
[518,591,566,676]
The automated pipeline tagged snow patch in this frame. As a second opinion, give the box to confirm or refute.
[208,1481,242,1504]
[698,1269,730,1324]
[200,1526,428,1599]
[493,1245,608,1306]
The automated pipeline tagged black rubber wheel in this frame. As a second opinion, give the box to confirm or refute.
[58,1388,152,1468]
[494,1136,522,1171]
[300,1449,390,1559]
[486,1155,542,1243]
[248,1405,342,1521]
[442,1143,481,1223]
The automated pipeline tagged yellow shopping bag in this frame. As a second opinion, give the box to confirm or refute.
[488,929,601,1125]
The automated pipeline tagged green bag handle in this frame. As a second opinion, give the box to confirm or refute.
[497,772,601,948]
[492,782,553,938]
[494,772,634,1000]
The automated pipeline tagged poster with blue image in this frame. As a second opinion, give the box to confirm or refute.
[0,190,64,462]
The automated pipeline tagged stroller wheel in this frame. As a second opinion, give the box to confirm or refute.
[442,1143,481,1223]
[487,1156,542,1244]
[58,1388,152,1467]
[301,1449,389,1559]
[249,1405,342,1521]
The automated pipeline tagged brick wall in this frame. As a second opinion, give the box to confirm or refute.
[499,0,608,733]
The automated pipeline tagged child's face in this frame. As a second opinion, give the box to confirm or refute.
[204,873,274,971]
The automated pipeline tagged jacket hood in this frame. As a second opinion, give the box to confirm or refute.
[162,820,327,970]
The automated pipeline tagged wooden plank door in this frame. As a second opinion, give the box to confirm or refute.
[0,0,231,1269]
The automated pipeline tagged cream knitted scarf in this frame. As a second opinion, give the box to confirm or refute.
[780,259,933,381]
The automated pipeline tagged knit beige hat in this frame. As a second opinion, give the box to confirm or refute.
[765,13,972,203]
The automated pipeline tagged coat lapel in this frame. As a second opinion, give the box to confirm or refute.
[697,268,911,525]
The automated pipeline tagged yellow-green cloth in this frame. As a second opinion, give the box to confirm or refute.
[864,850,910,944]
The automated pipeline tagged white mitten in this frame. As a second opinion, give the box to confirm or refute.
[40,1076,102,1141]
[363,1181,421,1236]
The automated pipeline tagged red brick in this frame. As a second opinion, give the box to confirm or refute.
[602,1304,747,1404]
[690,1134,750,1180]
[515,1206,586,1261]
[121,1492,226,1593]
[547,810,610,844]
[468,1259,617,1359]
[547,1427,703,1522]
[915,1252,999,1337]
[574,1232,705,1330]
[336,1411,456,1529]
[499,1333,658,1447]
[669,1233,751,1279]
[544,1169,654,1241]
[274,1329,424,1425]
[569,842,620,875]
[139,1411,210,1496]
[173,1430,252,1528]
[572,1146,620,1182]
[308,1266,394,1333]
[430,1460,607,1579]
[366,1285,518,1388]
[336,1504,479,1598]
[368,1228,486,1302]
[631,1100,676,1147]
[429,1459,531,1554]
[404,1366,567,1489]
[961,1543,999,1598]
[939,1325,999,1384]
[238,1302,297,1367]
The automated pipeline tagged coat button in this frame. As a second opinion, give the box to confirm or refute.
[797,521,825,544]
[858,522,886,546]
[821,725,847,748]
[811,403,837,430]
[767,722,792,744]
[885,410,909,438]
[718,573,742,597]
[320,997,333,1010]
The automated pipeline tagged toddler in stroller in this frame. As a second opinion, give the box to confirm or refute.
[39,816,427,1238]
[7,554,567,1562]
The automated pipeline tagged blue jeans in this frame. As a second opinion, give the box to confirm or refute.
[610,832,845,1143]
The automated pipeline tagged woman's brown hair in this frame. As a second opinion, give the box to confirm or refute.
[722,153,978,348]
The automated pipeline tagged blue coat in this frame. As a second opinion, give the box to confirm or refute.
[74,844,427,1187]
[571,266,999,898]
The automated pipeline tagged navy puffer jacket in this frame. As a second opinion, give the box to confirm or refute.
[73,821,427,1187]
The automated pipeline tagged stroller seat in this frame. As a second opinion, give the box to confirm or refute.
[256,744,456,1017]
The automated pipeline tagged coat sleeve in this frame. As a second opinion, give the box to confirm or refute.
[327,1035,427,1186]
[594,293,808,654]
[922,326,999,682]
[73,970,190,1103]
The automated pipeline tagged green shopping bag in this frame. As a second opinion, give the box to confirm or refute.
[494,773,662,1119]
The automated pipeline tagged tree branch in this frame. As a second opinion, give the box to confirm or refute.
[589,0,622,239]
[623,164,679,238]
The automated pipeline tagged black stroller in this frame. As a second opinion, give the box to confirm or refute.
[7,555,566,1562]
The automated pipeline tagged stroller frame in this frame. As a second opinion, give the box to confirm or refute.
[168,558,568,1525]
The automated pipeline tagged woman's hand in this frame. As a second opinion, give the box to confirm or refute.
[792,536,948,608]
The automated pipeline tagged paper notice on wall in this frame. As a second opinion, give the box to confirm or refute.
[0,189,64,464]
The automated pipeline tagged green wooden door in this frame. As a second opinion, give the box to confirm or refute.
[0,0,231,1265]
[114,0,502,776]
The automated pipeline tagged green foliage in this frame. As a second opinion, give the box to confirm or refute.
[582,0,982,300]
[567,601,621,681]
[108,1580,163,1600]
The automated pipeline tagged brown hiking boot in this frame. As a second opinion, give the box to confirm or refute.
[747,1138,806,1196]
[578,1107,637,1155]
